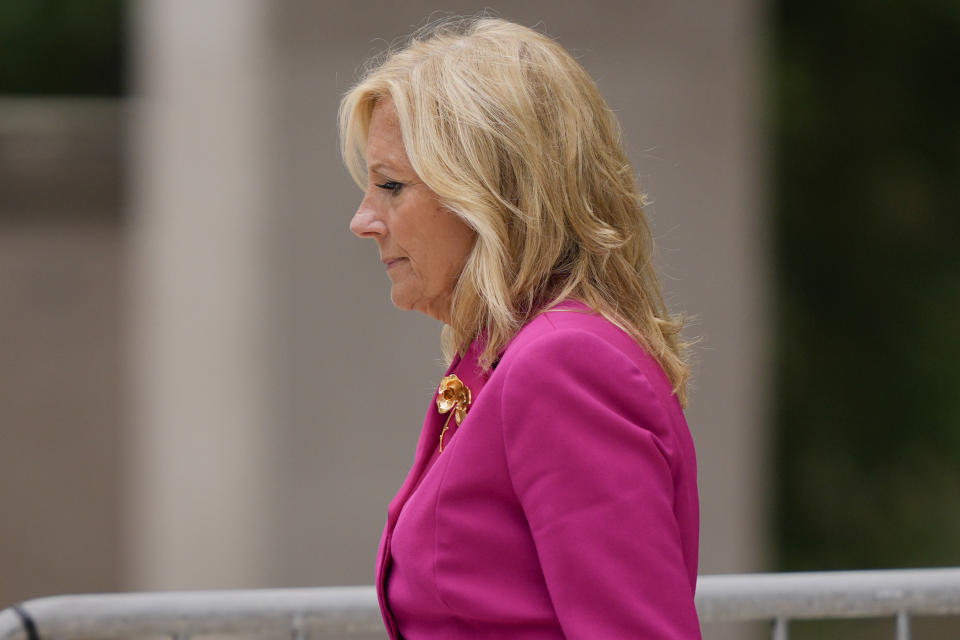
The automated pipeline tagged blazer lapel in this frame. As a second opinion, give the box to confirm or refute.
[374,335,498,638]
[375,351,462,639]
[385,351,462,526]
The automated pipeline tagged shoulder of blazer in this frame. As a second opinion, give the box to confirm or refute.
[496,302,681,433]
[502,302,646,366]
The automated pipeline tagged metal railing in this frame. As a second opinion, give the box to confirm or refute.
[697,567,960,639]
[2,568,959,639]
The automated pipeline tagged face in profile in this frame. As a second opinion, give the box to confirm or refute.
[349,99,476,323]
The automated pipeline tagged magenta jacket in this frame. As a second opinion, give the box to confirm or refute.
[376,300,701,639]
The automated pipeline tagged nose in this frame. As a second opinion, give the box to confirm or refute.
[350,195,387,238]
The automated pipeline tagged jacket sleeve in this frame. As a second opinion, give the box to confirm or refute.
[500,329,701,639]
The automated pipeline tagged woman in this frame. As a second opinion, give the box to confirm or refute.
[340,17,700,639]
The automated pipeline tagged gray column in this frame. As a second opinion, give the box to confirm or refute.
[126,0,279,589]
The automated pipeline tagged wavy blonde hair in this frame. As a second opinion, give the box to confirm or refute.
[340,16,691,405]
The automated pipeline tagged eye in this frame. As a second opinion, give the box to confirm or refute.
[375,181,403,194]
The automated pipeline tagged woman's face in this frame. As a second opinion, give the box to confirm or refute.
[350,100,476,324]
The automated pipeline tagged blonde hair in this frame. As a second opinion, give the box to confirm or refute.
[340,16,691,405]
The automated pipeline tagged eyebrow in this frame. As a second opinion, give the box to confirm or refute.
[368,161,400,175]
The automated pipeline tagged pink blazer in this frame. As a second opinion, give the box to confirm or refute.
[376,301,701,639]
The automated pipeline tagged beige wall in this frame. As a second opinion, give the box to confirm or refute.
[0,226,124,606]
[0,101,124,607]
[1,3,768,638]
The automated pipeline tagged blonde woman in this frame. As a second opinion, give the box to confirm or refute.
[341,17,700,639]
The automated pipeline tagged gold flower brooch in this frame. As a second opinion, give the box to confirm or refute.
[436,374,472,452]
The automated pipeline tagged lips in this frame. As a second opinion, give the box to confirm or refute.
[383,257,407,269]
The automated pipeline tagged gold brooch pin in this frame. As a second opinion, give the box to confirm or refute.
[436,374,471,452]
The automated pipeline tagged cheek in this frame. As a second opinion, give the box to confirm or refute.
[427,240,473,299]
[431,220,472,268]
[396,197,474,286]
[445,220,476,271]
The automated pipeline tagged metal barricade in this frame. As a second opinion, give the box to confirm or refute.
[697,567,960,639]
[2,568,960,639]
[0,587,382,640]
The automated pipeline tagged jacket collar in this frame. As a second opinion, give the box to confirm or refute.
[385,334,492,526]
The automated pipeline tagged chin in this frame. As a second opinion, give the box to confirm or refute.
[389,287,416,312]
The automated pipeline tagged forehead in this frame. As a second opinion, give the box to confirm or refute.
[366,99,411,173]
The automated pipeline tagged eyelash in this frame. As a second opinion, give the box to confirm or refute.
[375,181,403,194]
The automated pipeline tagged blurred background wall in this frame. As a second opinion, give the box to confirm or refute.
[0,0,126,602]
[1,1,957,640]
